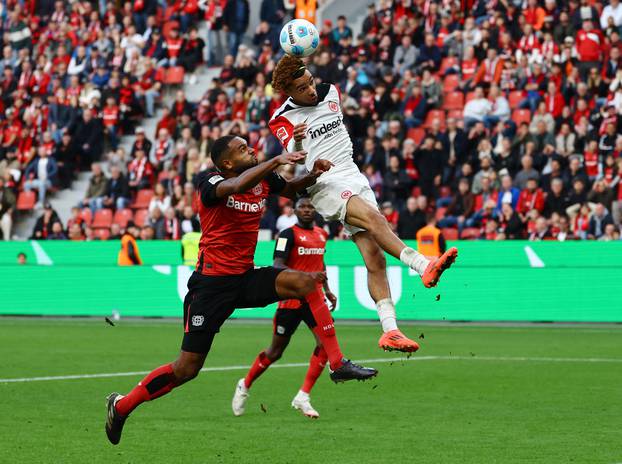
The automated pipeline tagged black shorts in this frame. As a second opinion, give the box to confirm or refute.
[182,267,284,353]
[273,302,317,337]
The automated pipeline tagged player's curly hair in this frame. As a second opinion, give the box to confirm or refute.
[272,55,306,91]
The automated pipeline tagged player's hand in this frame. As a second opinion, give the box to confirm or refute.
[274,151,307,165]
[310,159,334,177]
[293,122,307,142]
[325,291,337,311]
[309,271,327,284]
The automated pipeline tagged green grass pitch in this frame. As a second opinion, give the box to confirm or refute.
[1,319,621,463]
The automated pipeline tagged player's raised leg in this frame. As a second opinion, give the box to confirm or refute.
[232,332,291,416]
[352,230,420,352]
[345,195,458,288]
[275,269,378,382]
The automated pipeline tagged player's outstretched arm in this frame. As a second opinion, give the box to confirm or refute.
[280,159,334,199]
[214,151,307,199]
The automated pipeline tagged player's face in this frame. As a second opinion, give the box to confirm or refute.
[295,199,315,224]
[226,137,258,173]
[288,70,318,105]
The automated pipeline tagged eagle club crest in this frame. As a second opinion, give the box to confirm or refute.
[328,101,339,112]
[252,184,263,195]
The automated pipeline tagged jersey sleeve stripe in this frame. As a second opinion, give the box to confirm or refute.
[269,115,295,150]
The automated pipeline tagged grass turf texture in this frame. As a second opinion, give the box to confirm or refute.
[1,320,621,464]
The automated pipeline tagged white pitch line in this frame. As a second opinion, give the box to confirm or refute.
[1,355,622,384]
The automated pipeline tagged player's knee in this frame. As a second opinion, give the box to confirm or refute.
[265,346,283,362]
[173,360,202,382]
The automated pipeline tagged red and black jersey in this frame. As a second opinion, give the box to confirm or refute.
[194,170,286,276]
[274,224,328,309]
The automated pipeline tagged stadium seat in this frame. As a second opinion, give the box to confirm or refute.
[80,208,93,226]
[134,209,149,227]
[406,127,426,145]
[460,227,481,239]
[512,109,532,125]
[447,109,463,120]
[443,91,464,110]
[93,228,111,240]
[131,189,154,210]
[435,207,448,221]
[508,90,526,109]
[442,74,460,93]
[92,209,113,229]
[154,67,166,82]
[465,91,476,103]
[439,56,459,75]
[113,208,133,228]
[442,227,459,240]
[423,109,446,129]
[165,67,185,85]
[16,191,36,211]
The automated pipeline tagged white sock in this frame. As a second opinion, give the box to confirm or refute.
[400,247,430,276]
[376,298,398,333]
[296,390,309,400]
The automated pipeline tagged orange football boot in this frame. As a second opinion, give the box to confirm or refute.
[378,329,420,352]
[421,247,458,288]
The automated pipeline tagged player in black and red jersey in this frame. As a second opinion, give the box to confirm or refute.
[232,198,335,419]
[105,135,377,445]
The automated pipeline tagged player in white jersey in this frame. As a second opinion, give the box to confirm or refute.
[268,55,459,353]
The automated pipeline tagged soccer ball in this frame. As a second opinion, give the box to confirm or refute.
[279,19,319,57]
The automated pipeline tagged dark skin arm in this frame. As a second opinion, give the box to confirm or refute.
[279,159,334,199]
[214,151,307,198]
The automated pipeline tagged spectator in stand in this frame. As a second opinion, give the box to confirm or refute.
[464,87,492,129]
[514,155,540,189]
[149,183,171,215]
[517,178,545,216]
[383,155,411,211]
[48,221,67,240]
[381,201,399,232]
[498,203,524,239]
[223,0,250,57]
[484,84,510,128]
[102,165,131,210]
[576,20,605,79]
[529,217,551,241]
[71,108,104,170]
[414,135,442,198]
[82,163,107,212]
[438,178,474,232]
[0,177,16,240]
[276,203,297,233]
[31,203,60,240]
[393,35,418,76]
[23,148,58,208]
[599,223,620,241]
[397,196,427,239]
[588,203,614,239]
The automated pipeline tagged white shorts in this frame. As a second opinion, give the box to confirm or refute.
[306,162,378,235]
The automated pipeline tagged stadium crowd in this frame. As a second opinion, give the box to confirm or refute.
[2,0,621,243]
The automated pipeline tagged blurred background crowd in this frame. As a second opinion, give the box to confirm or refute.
[0,0,621,243]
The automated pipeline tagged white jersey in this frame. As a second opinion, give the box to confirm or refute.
[269,83,354,172]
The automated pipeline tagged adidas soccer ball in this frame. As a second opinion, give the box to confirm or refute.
[279,19,319,57]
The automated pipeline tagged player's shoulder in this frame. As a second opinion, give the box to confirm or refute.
[195,170,224,185]
[279,226,296,240]
[313,225,328,240]
[270,97,298,122]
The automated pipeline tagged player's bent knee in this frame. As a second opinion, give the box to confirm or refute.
[265,346,283,362]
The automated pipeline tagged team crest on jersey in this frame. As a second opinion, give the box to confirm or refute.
[252,184,263,195]
[341,190,352,199]
[328,101,339,112]
[276,126,289,143]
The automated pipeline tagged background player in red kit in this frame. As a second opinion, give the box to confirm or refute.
[105,135,377,445]
[268,55,458,354]
[232,198,335,419]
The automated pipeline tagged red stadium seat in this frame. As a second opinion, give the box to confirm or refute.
[441,227,459,240]
[435,207,448,221]
[465,91,476,103]
[113,208,133,228]
[447,109,463,120]
[80,208,93,226]
[165,66,185,85]
[460,227,481,239]
[443,74,460,93]
[93,228,111,240]
[512,109,532,125]
[134,209,149,227]
[508,90,526,109]
[92,209,113,229]
[423,109,446,129]
[406,127,426,145]
[154,67,166,82]
[131,189,154,210]
[443,91,464,110]
[439,57,459,75]
[16,190,36,211]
